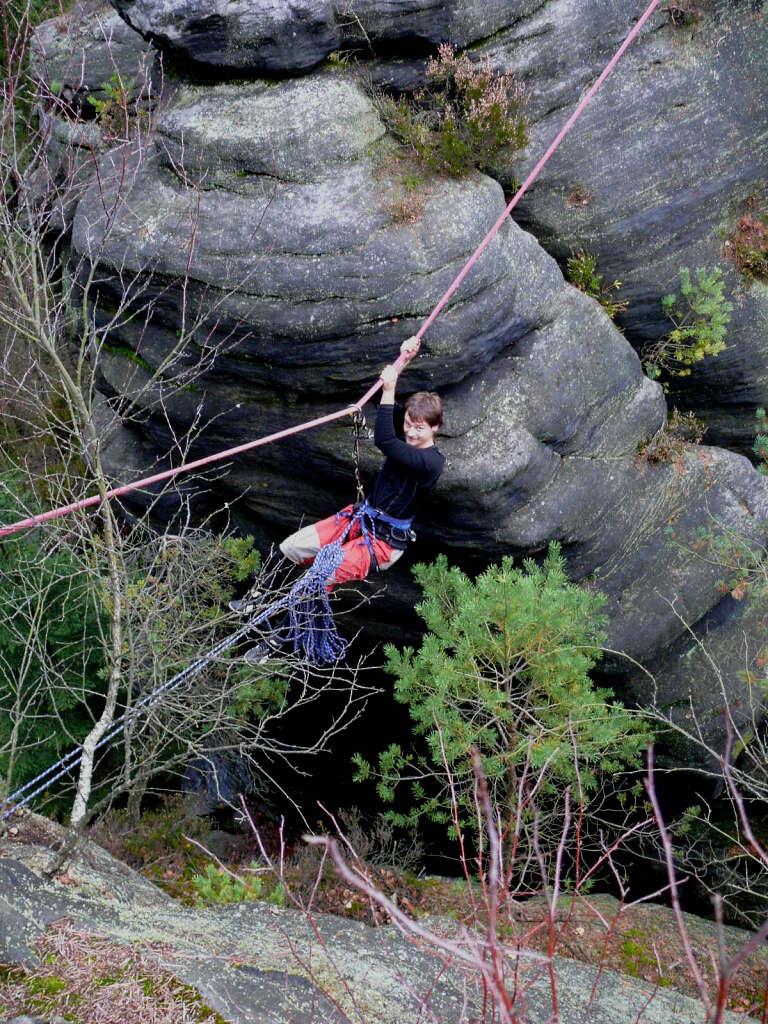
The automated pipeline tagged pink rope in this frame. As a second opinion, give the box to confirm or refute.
[0,405,363,537]
[414,0,663,340]
[0,0,661,539]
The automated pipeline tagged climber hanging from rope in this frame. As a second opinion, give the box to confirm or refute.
[230,336,445,663]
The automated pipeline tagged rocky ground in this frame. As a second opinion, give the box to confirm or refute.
[1,811,767,1023]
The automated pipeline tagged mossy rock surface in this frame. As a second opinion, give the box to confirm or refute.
[0,813,751,1024]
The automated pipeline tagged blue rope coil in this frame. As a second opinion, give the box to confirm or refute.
[285,541,347,665]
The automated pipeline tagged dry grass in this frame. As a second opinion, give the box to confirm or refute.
[374,149,430,225]
[0,921,225,1024]
[637,408,706,465]
[725,213,768,283]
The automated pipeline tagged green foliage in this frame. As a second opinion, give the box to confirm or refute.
[87,71,136,116]
[190,862,286,908]
[86,70,139,138]
[376,43,528,178]
[354,545,649,834]
[191,862,260,905]
[566,249,628,320]
[754,407,768,474]
[227,674,290,721]
[644,267,732,382]
[220,534,262,582]
[0,471,108,806]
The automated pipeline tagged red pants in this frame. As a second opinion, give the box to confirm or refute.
[279,505,404,588]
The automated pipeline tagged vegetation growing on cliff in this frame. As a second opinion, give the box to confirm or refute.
[354,546,649,865]
[725,190,768,284]
[566,248,628,320]
[643,267,732,382]
[373,43,528,178]
[0,921,227,1024]
[637,408,706,464]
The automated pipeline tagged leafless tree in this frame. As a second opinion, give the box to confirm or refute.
[0,1,376,848]
[210,740,768,1023]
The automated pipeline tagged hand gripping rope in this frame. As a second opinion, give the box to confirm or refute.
[0,0,663,819]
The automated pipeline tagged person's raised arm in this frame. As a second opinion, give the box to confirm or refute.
[379,336,420,405]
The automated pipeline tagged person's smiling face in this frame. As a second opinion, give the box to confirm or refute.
[404,412,438,449]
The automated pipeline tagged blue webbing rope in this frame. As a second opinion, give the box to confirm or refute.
[0,600,285,820]
[285,541,347,665]
[0,523,381,820]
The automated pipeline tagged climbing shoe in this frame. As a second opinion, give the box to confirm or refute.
[244,639,280,665]
[229,591,261,616]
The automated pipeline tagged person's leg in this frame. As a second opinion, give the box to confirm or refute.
[327,537,404,587]
[280,506,355,565]
[233,508,356,615]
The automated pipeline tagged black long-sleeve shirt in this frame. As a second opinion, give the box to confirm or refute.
[368,404,444,545]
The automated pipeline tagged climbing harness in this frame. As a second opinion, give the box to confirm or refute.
[280,499,415,667]
[337,500,415,558]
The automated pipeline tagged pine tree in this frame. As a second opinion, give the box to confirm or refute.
[354,545,649,840]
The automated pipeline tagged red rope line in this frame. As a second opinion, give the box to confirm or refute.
[0,0,661,539]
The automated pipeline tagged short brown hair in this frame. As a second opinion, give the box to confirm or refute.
[404,391,443,428]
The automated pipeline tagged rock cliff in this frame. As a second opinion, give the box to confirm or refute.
[480,0,768,450]
[29,0,768,764]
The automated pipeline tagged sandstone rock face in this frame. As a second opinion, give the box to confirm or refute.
[480,0,768,450]
[66,62,768,763]
[29,1,156,231]
[33,0,155,110]
[0,814,750,1024]
[108,0,533,71]
[88,0,768,449]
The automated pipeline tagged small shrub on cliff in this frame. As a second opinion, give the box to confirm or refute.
[638,408,706,464]
[754,407,768,474]
[567,248,628,320]
[663,0,709,27]
[375,44,528,178]
[725,192,768,283]
[353,546,648,846]
[190,863,286,908]
[643,267,732,382]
